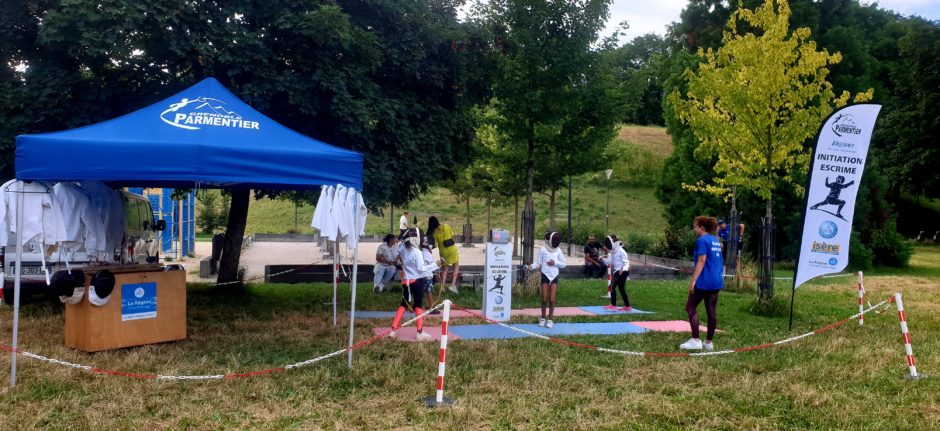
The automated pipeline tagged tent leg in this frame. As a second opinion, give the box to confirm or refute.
[348,191,360,368]
[333,242,338,327]
[10,183,25,387]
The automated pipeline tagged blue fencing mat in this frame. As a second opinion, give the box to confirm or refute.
[448,322,648,340]
[578,306,654,315]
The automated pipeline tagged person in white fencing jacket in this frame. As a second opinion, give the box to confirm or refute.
[602,235,632,312]
[529,231,567,328]
[389,228,441,341]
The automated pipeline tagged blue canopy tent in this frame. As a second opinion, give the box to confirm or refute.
[8,78,366,385]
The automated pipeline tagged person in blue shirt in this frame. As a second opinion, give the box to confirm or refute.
[680,216,724,351]
[717,219,729,255]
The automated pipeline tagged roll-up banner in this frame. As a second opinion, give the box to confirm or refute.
[793,103,881,289]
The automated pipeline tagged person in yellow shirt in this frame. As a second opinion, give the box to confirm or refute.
[427,216,460,294]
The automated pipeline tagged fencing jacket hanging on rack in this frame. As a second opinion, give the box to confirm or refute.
[53,182,105,256]
[329,184,347,241]
[310,185,332,236]
[2,180,58,284]
[80,181,125,261]
[343,188,367,249]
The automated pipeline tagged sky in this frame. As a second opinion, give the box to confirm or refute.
[606,0,940,43]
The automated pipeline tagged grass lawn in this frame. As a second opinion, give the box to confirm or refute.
[1,246,938,429]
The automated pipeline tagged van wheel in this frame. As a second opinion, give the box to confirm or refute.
[2,286,14,305]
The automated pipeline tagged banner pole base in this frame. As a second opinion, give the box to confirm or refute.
[904,373,925,381]
[422,396,456,407]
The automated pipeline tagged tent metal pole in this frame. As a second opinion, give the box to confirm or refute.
[333,241,338,326]
[10,183,25,387]
[348,190,360,368]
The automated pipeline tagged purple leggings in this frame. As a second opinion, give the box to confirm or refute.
[686,288,719,340]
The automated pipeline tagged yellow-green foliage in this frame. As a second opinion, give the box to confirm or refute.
[668,0,873,202]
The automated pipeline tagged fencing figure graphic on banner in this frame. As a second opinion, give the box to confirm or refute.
[810,176,856,220]
[489,273,506,295]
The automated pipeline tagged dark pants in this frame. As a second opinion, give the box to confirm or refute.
[686,288,719,340]
[400,278,427,308]
[610,271,630,307]
[584,261,605,278]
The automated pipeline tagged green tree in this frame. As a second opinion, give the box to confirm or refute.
[608,33,671,126]
[474,0,620,264]
[667,0,871,301]
[1,0,489,284]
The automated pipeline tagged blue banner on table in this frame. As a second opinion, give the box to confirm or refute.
[121,282,158,321]
[794,104,881,289]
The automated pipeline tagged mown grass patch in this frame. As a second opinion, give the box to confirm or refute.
[1,253,937,429]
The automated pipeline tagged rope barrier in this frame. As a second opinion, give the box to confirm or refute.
[450,296,894,357]
[0,303,444,380]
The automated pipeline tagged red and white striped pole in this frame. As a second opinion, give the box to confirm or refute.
[857,272,864,326]
[894,293,922,380]
[604,264,612,299]
[425,300,455,406]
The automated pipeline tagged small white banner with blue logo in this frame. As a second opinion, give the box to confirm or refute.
[483,242,513,321]
[121,282,158,321]
[794,103,881,289]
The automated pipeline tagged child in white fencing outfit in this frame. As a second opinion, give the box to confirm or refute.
[529,231,567,328]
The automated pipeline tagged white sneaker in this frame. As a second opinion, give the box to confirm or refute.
[415,331,432,341]
[538,318,546,327]
[546,320,554,329]
[389,330,397,338]
[447,285,459,294]
[703,341,714,351]
[679,338,703,350]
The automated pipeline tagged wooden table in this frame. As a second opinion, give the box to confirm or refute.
[64,267,186,352]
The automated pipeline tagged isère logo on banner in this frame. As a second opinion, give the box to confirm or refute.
[831,113,862,137]
[160,97,260,131]
[810,241,840,255]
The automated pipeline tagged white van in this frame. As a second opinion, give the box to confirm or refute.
[1,190,165,303]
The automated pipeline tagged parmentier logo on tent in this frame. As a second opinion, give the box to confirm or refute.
[160,97,260,131]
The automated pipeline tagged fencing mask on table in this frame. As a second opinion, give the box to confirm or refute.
[88,270,116,307]
[53,269,86,305]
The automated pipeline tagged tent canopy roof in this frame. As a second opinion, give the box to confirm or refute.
[15,78,363,190]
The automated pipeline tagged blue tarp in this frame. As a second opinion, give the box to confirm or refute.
[15,78,363,190]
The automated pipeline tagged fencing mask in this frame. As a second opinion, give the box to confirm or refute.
[403,227,421,247]
[88,270,116,307]
[544,231,561,249]
[53,269,86,305]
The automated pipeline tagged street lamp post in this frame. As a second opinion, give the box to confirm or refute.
[605,169,613,233]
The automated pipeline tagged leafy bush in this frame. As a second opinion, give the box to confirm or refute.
[870,217,913,267]
[625,232,659,255]
[650,226,697,260]
[848,230,874,271]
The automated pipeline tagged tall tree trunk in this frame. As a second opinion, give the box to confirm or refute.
[549,188,557,232]
[759,198,774,303]
[514,195,520,258]
[486,199,491,237]
[523,127,536,265]
[217,189,250,286]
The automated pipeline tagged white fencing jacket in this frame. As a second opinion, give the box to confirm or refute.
[399,243,439,281]
[602,242,630,273]
[530,246,567,280]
